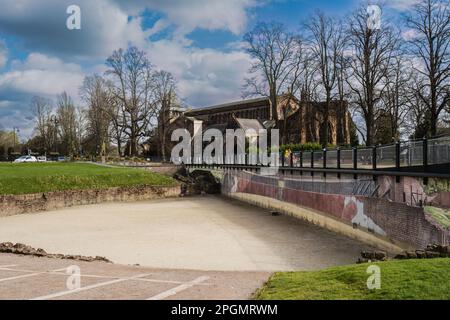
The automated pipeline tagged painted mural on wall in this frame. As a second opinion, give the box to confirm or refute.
[222,170,449,248]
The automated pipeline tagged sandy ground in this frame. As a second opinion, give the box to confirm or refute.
[0,195,371,271]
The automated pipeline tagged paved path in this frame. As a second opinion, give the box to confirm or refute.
[0,196,371,271]
[0,254,269,300]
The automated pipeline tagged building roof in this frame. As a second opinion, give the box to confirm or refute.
[185,96,270,116]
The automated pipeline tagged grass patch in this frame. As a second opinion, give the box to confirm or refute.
[425,206,450,229]
[0,162,177,195]
[255,258,450,300]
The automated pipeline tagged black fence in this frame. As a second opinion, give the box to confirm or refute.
[184,135,450,183]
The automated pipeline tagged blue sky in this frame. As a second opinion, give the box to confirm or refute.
[0,0,418,138]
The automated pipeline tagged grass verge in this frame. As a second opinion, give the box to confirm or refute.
[0,162,177,195]
[255,258,450,300]
[425,206,450,229]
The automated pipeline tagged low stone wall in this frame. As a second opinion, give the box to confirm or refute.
[222,170,449,249]
[0,185,181,217]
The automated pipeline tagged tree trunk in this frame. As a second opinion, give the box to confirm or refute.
[321,93,331,147]
[366,116,373,146]
[269,85,278,120]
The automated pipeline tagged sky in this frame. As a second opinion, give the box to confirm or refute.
[0,0,420,138]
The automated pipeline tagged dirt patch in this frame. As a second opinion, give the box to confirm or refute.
[0,242,111,263]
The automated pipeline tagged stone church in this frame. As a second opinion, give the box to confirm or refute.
[175,94,350,140]
[154,93,352,157]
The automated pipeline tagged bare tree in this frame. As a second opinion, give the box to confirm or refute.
[243,22,303,121]
[106,47,155,156]
[304,12,347,146]
[80,75,111,156]
[299,50,320,102]
[296,49,322,142]
[108,97,127,157]
[346,5,399,146]
[405,71,433,138]
[381,56,411,140]
[406,0,449,136]
[152,70,177,162]
[56,92,78,157]
[31,96,53,153]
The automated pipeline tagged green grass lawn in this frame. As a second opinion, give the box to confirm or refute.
[256,258,450,300]
[425,206,450,229]
[0,162,177,195]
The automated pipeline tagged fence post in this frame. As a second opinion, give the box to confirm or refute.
[323,148,327,178]
[311,150,314,177]
[423,137,428,185]
[337,147,341,179]
[353,147,358,180]
[290,151,294,175]
[299,151,303,175]
[395,141,401,183]
[372,145,377,181]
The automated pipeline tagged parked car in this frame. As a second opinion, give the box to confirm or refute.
[37,156,47,162]
[13,156,38,163]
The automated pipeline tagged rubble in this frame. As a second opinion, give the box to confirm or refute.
[0,242,112,263]
[357,244,450,264]
[174,167,221,196]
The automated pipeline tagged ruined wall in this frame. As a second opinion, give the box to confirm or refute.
[222,170,449,248]
[378,175,450,208]
[0,185,181,217]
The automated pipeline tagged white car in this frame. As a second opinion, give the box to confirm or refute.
[14,156,38,163]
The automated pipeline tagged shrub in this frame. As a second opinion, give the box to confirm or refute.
[280,142,325,153]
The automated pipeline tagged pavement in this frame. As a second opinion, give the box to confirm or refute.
[0,254,269,300]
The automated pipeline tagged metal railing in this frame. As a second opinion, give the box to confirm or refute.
[183,135,450,182]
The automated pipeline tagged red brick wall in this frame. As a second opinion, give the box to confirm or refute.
[223,170,449,248]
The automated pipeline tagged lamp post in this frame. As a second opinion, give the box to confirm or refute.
[50,116,59,154]
[12,127,20,152]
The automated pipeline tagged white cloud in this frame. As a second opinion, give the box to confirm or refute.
[0,0,263,136]
[386,0,420,11]
[0,0,260,60]
[0,0,148,59]
[0,53,84,99]
[402,28,419,41]
[146,40,253,107]
[0,52,87,136]
[115,0,260,36]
